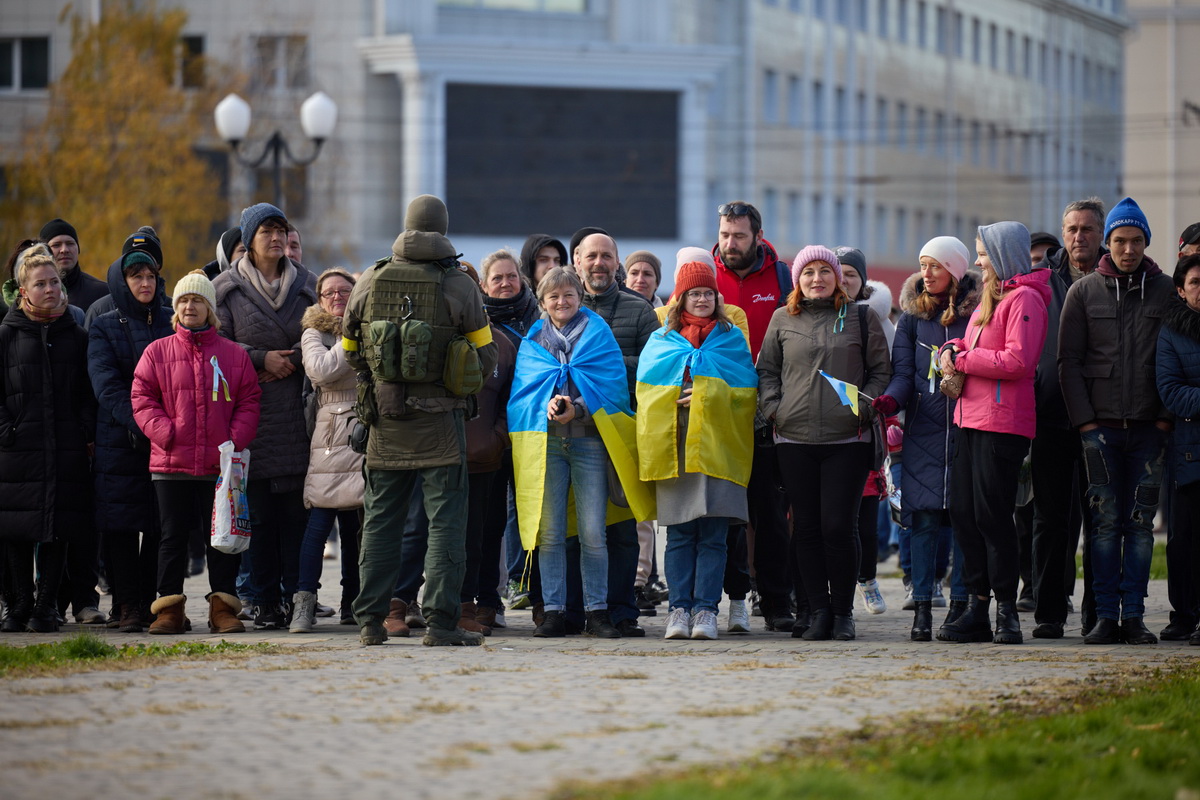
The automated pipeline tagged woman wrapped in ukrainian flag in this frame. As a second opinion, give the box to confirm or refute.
[636,259,757,641]
[507,267,653,639]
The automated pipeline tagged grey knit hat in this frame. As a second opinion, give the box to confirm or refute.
[239,203,287,250]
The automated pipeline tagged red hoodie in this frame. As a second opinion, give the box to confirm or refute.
[712,238,789,360]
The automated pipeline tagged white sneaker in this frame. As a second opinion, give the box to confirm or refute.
[857,580,887,615]
[727,599,750,633]
[492,608,507,629]
[902,579,916,611]
[931,580,948,608]
[691,609,719,640]
[664,607,691,639]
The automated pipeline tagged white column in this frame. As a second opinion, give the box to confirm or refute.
[400,71,445,203]
[679,83,710,247]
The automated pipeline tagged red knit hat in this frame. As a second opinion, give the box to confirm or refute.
[674,261,718,298]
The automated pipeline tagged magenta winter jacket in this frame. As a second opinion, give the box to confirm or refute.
[132,325,261,477]
[944,269,1051,439]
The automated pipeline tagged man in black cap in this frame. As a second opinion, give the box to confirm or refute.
[1180,223,1200,258]
[40,217,108,312]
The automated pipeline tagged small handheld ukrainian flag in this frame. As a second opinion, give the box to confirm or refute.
[818,369,860,415]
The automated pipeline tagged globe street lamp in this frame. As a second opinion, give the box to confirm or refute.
[214,91,338,210]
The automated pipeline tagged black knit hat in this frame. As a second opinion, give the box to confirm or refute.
[569,227,610,265]
[39,218,79,248]
[122,226,163,268]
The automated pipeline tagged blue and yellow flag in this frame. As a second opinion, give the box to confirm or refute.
[819,369,860,415]
[636,324,757,486]
[507,307,655,551]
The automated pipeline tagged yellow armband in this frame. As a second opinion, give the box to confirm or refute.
[465,326,492,349]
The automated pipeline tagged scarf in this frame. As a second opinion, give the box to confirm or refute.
[538,310,589,364]
[679,311,718,349]
[238,256,296,311]
[20,295,68,323]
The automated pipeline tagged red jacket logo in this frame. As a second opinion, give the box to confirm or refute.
[751,293,776,303]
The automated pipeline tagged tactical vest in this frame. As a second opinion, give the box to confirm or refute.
[361,258,460,403]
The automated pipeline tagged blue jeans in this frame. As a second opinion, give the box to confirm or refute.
[297,507,361,598]
[536,435,608,612]
[1080,424,1166,621]
[665,517,729,612]
[909,510,954,602]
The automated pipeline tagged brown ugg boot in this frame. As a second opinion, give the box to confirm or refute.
[208,592,246,634]
[148,595,187,635]
[383,598,410,637]
[459,601,490,636]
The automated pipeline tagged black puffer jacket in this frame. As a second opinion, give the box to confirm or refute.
[87,257,173,532]
[484,285,540,350]
[62,264,109,315]
[0,305,96,542]
[214,258,317,484]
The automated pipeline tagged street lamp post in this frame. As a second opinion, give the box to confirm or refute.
[214,91,338,210]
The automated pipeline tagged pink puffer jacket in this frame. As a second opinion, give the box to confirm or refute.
[945,269,1051,439]
[132,325,261,476]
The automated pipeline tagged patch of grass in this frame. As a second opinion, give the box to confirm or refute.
[603,670,649,680]
[512,740,563,753]
[0,633,278,677]
[552,659,1200,800]
[678,703,769,718]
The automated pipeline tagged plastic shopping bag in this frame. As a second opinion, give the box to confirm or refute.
[211,440,252,554]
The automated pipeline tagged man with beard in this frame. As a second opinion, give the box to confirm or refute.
[40,218,108,313]
[712,201,797,633]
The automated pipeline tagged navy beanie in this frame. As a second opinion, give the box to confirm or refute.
[122,226,163,267]
[239,203,287,250]
[834,246,868,284]
[1105,197,1151,246]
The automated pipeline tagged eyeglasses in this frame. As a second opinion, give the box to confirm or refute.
[320,289,351,299]
[718,203,753,217]
[685,289,716,301]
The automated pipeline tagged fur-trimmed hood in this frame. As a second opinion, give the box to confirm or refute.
[863,280,893,323]
[1162,294,1200,343]
[899,270,982,321]
[301,304,343,337]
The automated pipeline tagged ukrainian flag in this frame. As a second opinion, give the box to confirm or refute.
[508,307,655,551]
[635,324,757,486]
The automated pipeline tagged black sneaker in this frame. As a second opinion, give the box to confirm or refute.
[584,609,621,639]
[253,604,284,630]
[533,610,566,638]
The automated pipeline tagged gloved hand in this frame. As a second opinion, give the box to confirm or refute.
[872,395,899,416]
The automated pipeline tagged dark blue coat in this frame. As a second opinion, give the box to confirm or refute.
[1156,296,1200,489]
[87,257,173,532]
[882,272,980,525]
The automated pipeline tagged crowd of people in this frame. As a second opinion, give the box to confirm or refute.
[1,194,1199,648]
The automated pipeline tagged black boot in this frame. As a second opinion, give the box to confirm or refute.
[1120,617,1157,645]
[911,601,932,642]
[533,610,566,638]
[936,596,992,642]
[993,600,1023,644]
[1084,617,1120,645]
[584,609,621,639]
[27,596,61,633]
[940,599,967,632]
[801,608,832,640]
[0,593,32,633]
[831,613,855,641]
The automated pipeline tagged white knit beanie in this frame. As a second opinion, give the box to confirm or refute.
[173,270,217,313]
[918,236,971,283]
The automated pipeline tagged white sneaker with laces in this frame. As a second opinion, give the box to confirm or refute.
[857,579,887,615]
[691,609,719,640]
[931,580,948,608]
[664,607,691,639]
[902,579,916,611]
[727,599,751,633]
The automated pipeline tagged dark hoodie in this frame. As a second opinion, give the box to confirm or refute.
[86,257,173,532]
[518,234,568,288]
[1058,253,1176,427]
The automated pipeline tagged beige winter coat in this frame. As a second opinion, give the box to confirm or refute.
[300,305,364,510]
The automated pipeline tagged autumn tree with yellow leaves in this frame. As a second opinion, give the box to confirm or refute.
[0,2,228,285]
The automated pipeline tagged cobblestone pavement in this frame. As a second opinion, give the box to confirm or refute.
[1,566,1196,800]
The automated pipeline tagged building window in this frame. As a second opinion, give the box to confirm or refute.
[987,122,998,168]
[953,115,963,161]
[834,198,846,245]
[812,194,825,242]
[934,111,945,155]
[969,119,980,165]
[1082,57,1091,101]
[915,106,927,152]
[914,210,926,251]
[856,91,867,143]
[764,188,778,236]
[814,0,827,18]
[895,207,908,257]
[252,35,309,90]
[787,75,802,128]
[988,23,998,70]
[0,36,50,91]
[1039,42,1047,86]
[858,0,870,32]
[255,166,308,218]
[1022,36,1032,79]
[895,101,908,148]
[916,1,927,49]
[763,69,779,124]
[970,18,981,64]
[876,96,888,145]
[812,80,825,132]
[934,6,946,54]
[788,191,802,245]
[874,204,888,258]
[953,11,964,58]
[438,0,587,9]
[835,87,847,139]
[1005,29,1016,75]
[897,0,908,43]
[180,35,205,88]
[789,0,803,12]
[835,0,850,24]
[877,0,888,38]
